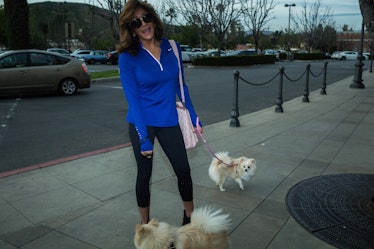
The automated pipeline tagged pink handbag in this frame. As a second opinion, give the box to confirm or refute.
[170,40,198,149]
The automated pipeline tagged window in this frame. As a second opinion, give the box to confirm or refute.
[31,53,51,66]
[0,53,27,68]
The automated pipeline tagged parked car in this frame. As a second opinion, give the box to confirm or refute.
[191,49,228,59]
[296,50,308,54]
[70,49,91,60]
[107,50,118,65]
[81,50,109,64]
[262,49,280,60]
[226,50,257,56]
[0,50,91,96]
[277,49,293,60]
[46,48,70,56]
[180,45,193,62]
[203,49,226,57]
[363,52,371,60]
[330,51,342,60]
[335,51,360,60]
[337,51,354,60]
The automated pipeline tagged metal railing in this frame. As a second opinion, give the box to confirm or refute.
[230,61,328,127]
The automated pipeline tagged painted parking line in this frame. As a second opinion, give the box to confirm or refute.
[0,98,20,144]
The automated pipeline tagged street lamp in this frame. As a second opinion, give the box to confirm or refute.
[284,3,296,57]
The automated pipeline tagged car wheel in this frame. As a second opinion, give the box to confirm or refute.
[341,56,346,60]
[88,59,95,65]
[59,79,77,95]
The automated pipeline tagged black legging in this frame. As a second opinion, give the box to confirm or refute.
[129,123,193,208]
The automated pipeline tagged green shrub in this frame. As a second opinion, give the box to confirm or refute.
[192,55,275,66]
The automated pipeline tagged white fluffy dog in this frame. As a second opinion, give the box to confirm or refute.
[134,206,231,249]
[209,152,256,192]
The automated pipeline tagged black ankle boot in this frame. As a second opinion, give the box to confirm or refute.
[182,210,190,226]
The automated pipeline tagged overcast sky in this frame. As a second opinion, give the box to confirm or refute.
[9,0,364,31]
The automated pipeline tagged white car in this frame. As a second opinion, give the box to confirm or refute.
[180,45,193,62]
[331,51,342,60]
[262,49,280,60]
[70,49,91,59]
[336,51,359,60]
[363,52,371,60]
[47,48,70,56]
[197,49,226,57]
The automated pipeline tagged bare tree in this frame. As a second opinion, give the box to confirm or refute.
[292,0,333,52]
[206,0,244,54]
[87,0,125,43]
[242,0,275,52]
[163,0,210,49]
[164,0,243,53]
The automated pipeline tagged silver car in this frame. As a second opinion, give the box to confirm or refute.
[0,50,91,96]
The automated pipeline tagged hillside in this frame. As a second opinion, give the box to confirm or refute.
[29,2,116,51]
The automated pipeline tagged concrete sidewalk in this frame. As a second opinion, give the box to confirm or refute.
[1,71,373,249]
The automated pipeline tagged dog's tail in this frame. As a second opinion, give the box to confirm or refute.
[213,151,232,168]
[190,206,231,233]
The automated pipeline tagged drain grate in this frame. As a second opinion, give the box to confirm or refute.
[286,174,374,249]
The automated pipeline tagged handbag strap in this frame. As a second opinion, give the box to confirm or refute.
[169,40,185,104]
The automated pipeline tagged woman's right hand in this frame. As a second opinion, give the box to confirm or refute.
[141,150,153,159]
[141,139,153,158]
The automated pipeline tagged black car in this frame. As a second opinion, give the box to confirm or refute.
[107,51,118,65]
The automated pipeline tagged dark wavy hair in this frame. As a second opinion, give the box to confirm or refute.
[117,0,164,55]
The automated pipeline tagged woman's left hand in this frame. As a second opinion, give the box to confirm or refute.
[194,117,203,135]
[194,127,202,135]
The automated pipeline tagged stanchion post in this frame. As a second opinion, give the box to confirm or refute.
[370,39,373,73]
[321,61,328,95]
[275,67,284,113]
[302,64,310,102]
[351,21,365,89]
[230,70,240,127]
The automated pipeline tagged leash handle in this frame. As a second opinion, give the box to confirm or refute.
[195,117,233,167]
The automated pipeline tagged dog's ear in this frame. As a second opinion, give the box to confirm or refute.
[148,218,159,227]
[238,157,248,163]
[135,224,145,234]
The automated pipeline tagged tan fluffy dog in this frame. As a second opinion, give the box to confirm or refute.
[134,206,231,249]
[209,152,256,191]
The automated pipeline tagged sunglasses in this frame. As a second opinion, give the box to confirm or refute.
[129,13,153,29]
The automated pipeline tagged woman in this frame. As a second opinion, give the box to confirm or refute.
[117,0,202,225]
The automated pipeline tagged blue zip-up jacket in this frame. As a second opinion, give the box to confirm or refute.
[119,38,200,152]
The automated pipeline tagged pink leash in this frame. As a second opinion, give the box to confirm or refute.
[195,117,234,167]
